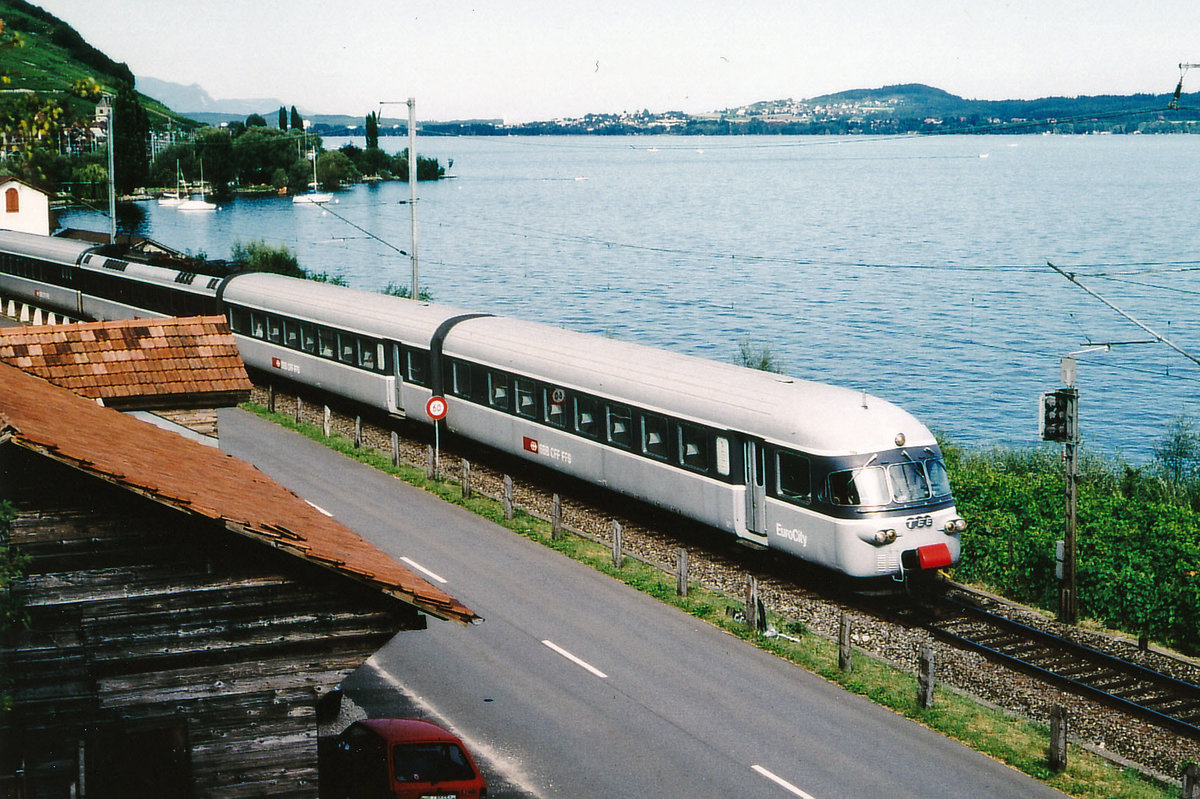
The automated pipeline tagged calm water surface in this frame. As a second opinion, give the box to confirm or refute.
[60,134,1200,460]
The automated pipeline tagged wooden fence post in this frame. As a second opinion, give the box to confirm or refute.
[295,395,303,424]
[461,459,472,499]
[918,644,935,708]
[268,384,276,413]
[745,575,760,632]
[676,548,689,597]
[839,612,853,673]
[1183,763,1200,799]
[551,494,562,540]
[503,475,514,520]
[323,405,332,438]
[1048,704,1068,772]
[391,431,400,468]
[354,415,362,448]
[425,445,435,480]
[611,520,623,567]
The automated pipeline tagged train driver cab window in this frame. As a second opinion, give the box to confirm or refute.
[678,423,710,472]
[926,458,952,497]
[543,387,566,428]
[488,371,510,410]
[888,462,931,503]
[829,466,889,507]
[300,324,317,354]
[641,413,669,461]
[515,378,537,419]
[606,404,632,449]
[318,328,336,359]
[776,451,812,503]
[574,395,599,438]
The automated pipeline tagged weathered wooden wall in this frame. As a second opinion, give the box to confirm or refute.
[0,447,423,799]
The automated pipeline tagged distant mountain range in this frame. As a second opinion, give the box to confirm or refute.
[135,76,288,119]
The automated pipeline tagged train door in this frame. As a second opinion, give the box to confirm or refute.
[744,439,767,536]
[391,343,405,414]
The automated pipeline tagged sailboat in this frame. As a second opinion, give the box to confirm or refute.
[179,161,216,212]
[293,149,333,204]
[157,160,184,206]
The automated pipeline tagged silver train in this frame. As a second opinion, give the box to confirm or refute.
[0,229,965,579]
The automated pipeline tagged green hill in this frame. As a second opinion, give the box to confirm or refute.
[0,0,193,128]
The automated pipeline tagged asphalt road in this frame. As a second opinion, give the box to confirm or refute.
[219,408,1067,799]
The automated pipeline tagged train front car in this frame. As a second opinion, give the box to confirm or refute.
[759,379,964,580]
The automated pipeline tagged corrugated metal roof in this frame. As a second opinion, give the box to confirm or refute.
[0,316,252,407]
[0,362,479,625]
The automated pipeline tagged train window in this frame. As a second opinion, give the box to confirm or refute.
[318,328,336,358]
[267,316,283,344]
[300,324,317,354]
[641,413,669,460]
[714,436,731,476]
[338,334,358,364]
[515,378,537,419]
[887,462,931,503]
[282,319,300,349]
[228,307,249,334]
[574,395,599,438]
[829,467,889,507]
[250,312,266,339]
[926,459,952,497]
[451,361,473,398]
[405,350,429,386]
[543,387,566,428]
[606,404,632,449]
[678,423,709,472]
[776,451,812,503]
[488,371,510,410]
[359,339,378,370]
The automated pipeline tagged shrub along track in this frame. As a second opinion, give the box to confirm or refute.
[250,382,1199,783]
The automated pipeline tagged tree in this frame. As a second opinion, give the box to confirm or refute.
[316,150,358,191]
[246,113,267,128]
[365,111,379,149]
[278,106,287,130]
[112,83,150,194]
[290,105,303,131]
[194,127,234,196]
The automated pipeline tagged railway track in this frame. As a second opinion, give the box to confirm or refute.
[919,589,1200,740]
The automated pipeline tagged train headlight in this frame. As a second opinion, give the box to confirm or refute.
[871,529,897,545]
[944,518,967,534]
[895,433,906,447]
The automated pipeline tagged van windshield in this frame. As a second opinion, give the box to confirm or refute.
[392,743,475,783]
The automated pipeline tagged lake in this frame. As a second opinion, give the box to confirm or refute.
[58,134,1200,461]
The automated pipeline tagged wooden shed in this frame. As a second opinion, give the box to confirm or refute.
[0,362,478,798]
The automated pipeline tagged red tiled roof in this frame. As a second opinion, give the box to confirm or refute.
[0,362,479,625]
[0,316,252,408]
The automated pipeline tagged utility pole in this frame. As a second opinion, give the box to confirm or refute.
[104,93,116,244]
[380,98,420,299]
[407,97,418,300]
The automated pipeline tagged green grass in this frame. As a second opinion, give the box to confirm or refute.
[243,403,1177,799]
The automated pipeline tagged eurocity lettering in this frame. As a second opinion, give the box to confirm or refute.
[271,357,301,375]
[774,523,808,547]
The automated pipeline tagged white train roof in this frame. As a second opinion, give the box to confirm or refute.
[223,272,935,456]
[446,316,934,457]
[0,230,94,264]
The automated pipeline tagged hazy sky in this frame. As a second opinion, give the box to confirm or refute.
[31,1,1200,122]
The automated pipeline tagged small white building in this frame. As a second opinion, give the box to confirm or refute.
[0,177,51,236]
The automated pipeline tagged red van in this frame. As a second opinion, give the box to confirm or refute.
[332,718,488,799]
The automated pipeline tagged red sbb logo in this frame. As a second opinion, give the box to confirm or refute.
[523,436,539,454]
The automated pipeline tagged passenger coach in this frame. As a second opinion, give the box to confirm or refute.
[0,229,964,579]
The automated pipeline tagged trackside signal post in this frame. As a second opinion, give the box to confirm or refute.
[1040,357,1081,624]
